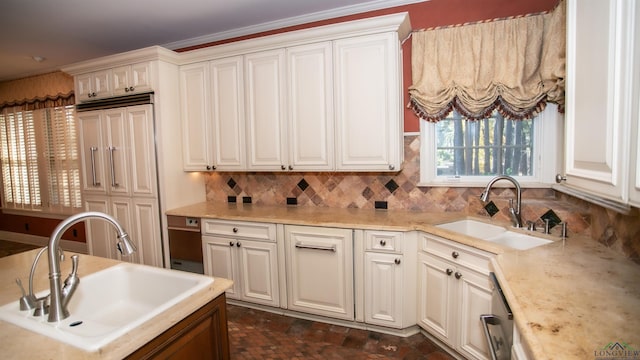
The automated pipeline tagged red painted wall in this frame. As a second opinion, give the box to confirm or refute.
[178,0,560,132]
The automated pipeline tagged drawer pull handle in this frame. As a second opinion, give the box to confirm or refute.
[229,241,234,246]
[379,240,386,246]
[452,251,459,259]
[455,272,462,279]
[295,243,336,252]
[232,227,238,233]
[394,258,401,265]
[236,241,241,247]
[446,268,453,276]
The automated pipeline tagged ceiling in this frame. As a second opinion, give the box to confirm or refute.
[0,0,422,82]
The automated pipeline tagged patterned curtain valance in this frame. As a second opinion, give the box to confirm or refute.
[408,0,565,122]
[0,71,75,111]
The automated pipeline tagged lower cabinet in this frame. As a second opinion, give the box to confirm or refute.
[202,219,279,307]
[125,293,230,360]
[418,234,492,360]
[284,225,354,321]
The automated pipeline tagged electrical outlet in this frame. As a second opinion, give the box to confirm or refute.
[185,217,199,228]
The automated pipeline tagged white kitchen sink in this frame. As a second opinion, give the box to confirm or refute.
[0,262,213,352]
[436,219,553,250]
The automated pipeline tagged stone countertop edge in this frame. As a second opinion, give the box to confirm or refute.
[168,201,640,360]
[0,249,233,360]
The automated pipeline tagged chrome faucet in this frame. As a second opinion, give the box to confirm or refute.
[46,211,136,322]
[480,175,523,228]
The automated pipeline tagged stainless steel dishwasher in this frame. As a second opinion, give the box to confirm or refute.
[167,215,204,274]
[480,272,514,360]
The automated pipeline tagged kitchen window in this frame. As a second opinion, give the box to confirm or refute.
[0,105,82,214]
[419,104,561,186]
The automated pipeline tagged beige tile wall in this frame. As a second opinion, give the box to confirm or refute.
[204,135,640,263]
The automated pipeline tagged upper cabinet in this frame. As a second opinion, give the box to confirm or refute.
[178,12,411,173]
[75,62,153,101]
[561,0,639,210]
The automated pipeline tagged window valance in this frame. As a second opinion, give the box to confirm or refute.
[408,0,565,122]
[0,71,75,111]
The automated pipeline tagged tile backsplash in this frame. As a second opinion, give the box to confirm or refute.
[204,135,640,264]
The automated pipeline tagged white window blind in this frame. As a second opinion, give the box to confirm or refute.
[0,105,82,214]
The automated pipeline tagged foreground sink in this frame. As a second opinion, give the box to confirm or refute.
[436,219,552,250]
[0,262,213,352]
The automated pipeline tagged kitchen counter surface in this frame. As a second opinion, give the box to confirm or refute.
[0,249,232,359]
[492,235,640,360]
[168,201,640,360]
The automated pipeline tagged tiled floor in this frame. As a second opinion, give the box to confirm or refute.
[227,304,455,360]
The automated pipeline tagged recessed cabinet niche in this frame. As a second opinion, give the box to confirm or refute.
[179,12,410,172]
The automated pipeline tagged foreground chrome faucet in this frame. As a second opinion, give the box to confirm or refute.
[46,211,136,322]
[480,175,523,228]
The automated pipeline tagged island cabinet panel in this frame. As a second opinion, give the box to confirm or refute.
[125,293,230,360]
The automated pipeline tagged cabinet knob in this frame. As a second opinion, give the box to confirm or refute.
[125,87,130,92]
[288,165,293,170]
[206,165,211,170]
[446,268,453,276]
[455,272,462,279]
[394,258,401,265]
[92,92,97,97]
[129,86,134,92]
[281,165,286,170]
[555,174,567,183]
[229,241,234,246]
[236,242,241,247]
[388,164,395,170]
[380,240,386,246]
[232,227,238,233]
[451,251,459,259]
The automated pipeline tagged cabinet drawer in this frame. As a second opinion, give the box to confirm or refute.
[364,230,403,253]
[421,234,491,275]
[202,219,276,242]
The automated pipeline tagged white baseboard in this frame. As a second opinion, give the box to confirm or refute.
[0,231,88,254]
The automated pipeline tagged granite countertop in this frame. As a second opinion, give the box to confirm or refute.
[168,202,640,360]
[0,249,232,359]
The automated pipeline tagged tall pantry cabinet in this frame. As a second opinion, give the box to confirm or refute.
[63,46,205,268]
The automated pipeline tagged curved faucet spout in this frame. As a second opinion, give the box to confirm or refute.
[47,211,136,322]
[480,175,522,228]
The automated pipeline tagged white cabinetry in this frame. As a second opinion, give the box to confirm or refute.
[334,33,403,171]
[202,219,279,307]
[286,42,334,171]
[284,225,354,321]
[111,62,152,96]
[628,1,640,207]
[418,234,492,360]
[78,104,162,267]
[179,12,410,173]
[180,58,245,171]
[561,0,639,208]
[75,69,112,101]
[244,49,288,171]
[363,230,416,329]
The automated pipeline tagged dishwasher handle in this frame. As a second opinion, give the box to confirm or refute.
[295,243,336,252]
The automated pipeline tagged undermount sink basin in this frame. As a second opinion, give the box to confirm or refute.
[436,219,552,250]
[0,262,213,352]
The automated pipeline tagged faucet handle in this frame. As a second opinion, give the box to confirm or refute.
[526,220,537,231]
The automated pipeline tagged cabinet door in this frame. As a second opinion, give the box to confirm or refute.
[364,252,403,328]
[287,42,334,171]
[75,73,93,102]
[112,62,152,96]
[285,225,354,320]
[418,252,454,344]
[564,0,635,202]
[110,196,137,264]
[629,1,640,207]
[203,236,240,299]
[84,196,116,259]
[237,240,279,307]
[180,63,212,171]
[334,33,403,171]
[78,112,107,194]
[92,69,112,99]
[103,109,131,196]
[127,105,157,197]
[131,197,163,267]
[210,57,246,170]
[457,267,491,360]
[111,66,131,96]
[245,49,287,170]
